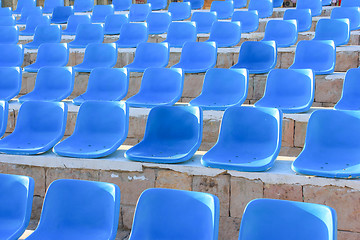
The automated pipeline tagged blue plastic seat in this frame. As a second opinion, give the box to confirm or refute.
[297,0,322,16]
[62,15,91,35]
[0,7,12,16]
[0,101,67,155]
[74,0,94,12]
[335,68,360,110]
[172,42,217,73]
[163,22,197,48]
[13,0,36,14]
[0,67,22,101]
[113,0,131,11]
[322,0,331,5]
[125,42,169,72]
[292,109,360,179]
[202,106,281,171]
[168,2,191,21]
[54,101,128,158]
[232,41,277,74]
[0,16,16,26]
[104,14,129,35]
[184,0,204,9]
[331,7,360,31]
[24,25,62,49]
[207,21,241,47]
[0,44,23,67]
[114,22,148,48]
[239,199,337,240]
[231,10,259,33]
[129,4,151,22]
[0,101,7,136]
[289,40,336,75]
[16,6,43,24]
[126,68,183,108]
[19,67,74,102]
[68,23,104,48]
[147,12,171,34]
[248,0,273,18]
[231,0,247,8]
[191,11,217,34]
[274,0,284,7]
[73,67,129,105]
[283,9,312,32]
[129,188,219,240]
[73,43,117,72]
[314,19,350,46]
[341,0,360,7]
[189,68,248,110]
[24,43,69,72]
[26,179,120,239]
[125,106,202,163]
[43,0,64,13]
[255,69,314,113]
[148,0,167,10]
[91,4,114,23]
[210,1,234,19]
[262,19,298,47]
[20,15,50,36]
[0,173,34,240]
[51,6,74,24]
[0,26,18,44]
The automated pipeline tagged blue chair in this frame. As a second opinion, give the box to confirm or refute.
[322,0,331,5]
[125,106,202,163]
[172,42,217,73]
[289,40,336,75]
[292,109,360,179]
[0,101,67,155]
[231,0,247,8]
[147,12,171,34]
[189,68,248,110]
[62,15,91,35]
[24,25,62,49]
[26,179,120,239]
[0,7,12,16]
[168,2,191,21]
[283,9,312,32]
[91,4,114,23]
[0,101,7,136]
[207,21,241,47]
[129,4,151,22]
[163,22,197,48]
[202,106,282,171]
[0,26,18,44]
[148,0,167,10]
[0,16,16,26]
[126,68,183,108]
[43,0,64,13]
[191,11,217,34]
[331,7,360,31]
[255,69,314,113]
[16,6,43,24]
[74,0,94,12]
[73,43,118,72]
[104,14,129,35]
[68,23,104,48]
[19,67,74,102]
[297,0,322,16]
[0,44,23,67]
[129,188,219,240]
[24,43,69,72]
[125,42,169,72]
[51,6,74,24]
[73,67,129,105]
[274,0,284,7]
[210,1,234,19]
[341,0,360,7]
[232,41,277,74]
[54,101,129,158]
[184,0,204,9]
[248,0,273,18]
[262,19,298,47]
[13,0,36,14]
[0,173,34,240]
[114,22,148,48]
[0,67,22,101]
[113,0,131,11]
[232,10,259,33]
[314,19,350,46]
[239,199,337,240]
[20,15,50,36]
[335,68,360,110]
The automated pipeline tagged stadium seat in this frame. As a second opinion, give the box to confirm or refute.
[125,42,169,72]
[24,43,69,72]
[289,40,336,75]
[20,15,50,36]
[255,69,314,113]
[125,106,202,163]
[210,1,234,19]
[148,0,167,10]
[62,15,91,35]
[163,22,197,48]
[13,0,36,14]
[53,101,129,158]
[19,67,74,102]
[206,21,241,47]
[322,0,331,5]
[26,179,121,239]
[202,106,282,171]
[16,6,42,24]
[341,0,360,7]
[113,0,131,11]
[0,173,34,240]
[68,23,104,48]
[172,42,217,73]
[129,188,219,240]
[184,0,204,9]
[331,7,360,31]
[24,25,62,49]
[274,0,284,7]
[0,101,67,155]
[51,6,74,24]
[73,43,117,72]
[168,2,191,21]
[91,4,114,23]
[0,26,18,44]
[126,68,183,108]
[335,68,360,110]
[0,16,15,26]
[104,14,129,35]
[0,67,22,101]
[283,8,312,32]
[0,7,12,16]
[0,44,23,67]
[296,0,322,16]
[189,68,248,110]
[232,41,277,74]
[314,18,350,46]
[114,22,148,48]
[262,19,298,47]
[248,0,273,18]
[74,0,94,12]
[129,4,151,22]
[43,0,63,13]
[73,67,129,105]
[231,0,247,8]
[239,199,337,240]
[231,10,259,33]
[191,11,217,34]
[147,12,171,34]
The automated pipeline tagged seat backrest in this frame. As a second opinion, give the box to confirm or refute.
[283,8,312,32]
[165,21,197,47]
[0,16,16,26]
[132,42,169,66]
[117,22,148,44]
[23,15,51,35]
[248,0,273,18]
[43,0,64,13]
[0,7,12,16]
[148,0,167,10]
[191,11,217,33]
[14,0,36,13]
[237,41,277,65]
[210,0,234,19]
[74,0,94,12]
[73,23,104,44]
[112,0,132,10]
[63,15,91,34]
[314,18,350,46]
[168,2,191,21]
[273,0,283,7]
[146,12,171,34]
[331,6,360,31]
[18,6,43,23]
[208,21,241,47]
[0,67,22,101]
[179,42,217,66]
[262,19,297,47]
[341,0,360,7]
[52,6,74,22]
[0,44,23,67]
[231,10,259,33]
[335,68,360,110]
[322,0,331,6]
[129,3,151,21]
[91,4,115,22]
[296,0,322,16]
[83,43,117,66]
[231,0,247,8]
[104,14,129,34]
[184,0,204,9]
[33,25,62,45]
[36,43,69,66]
[0,26,18,44]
